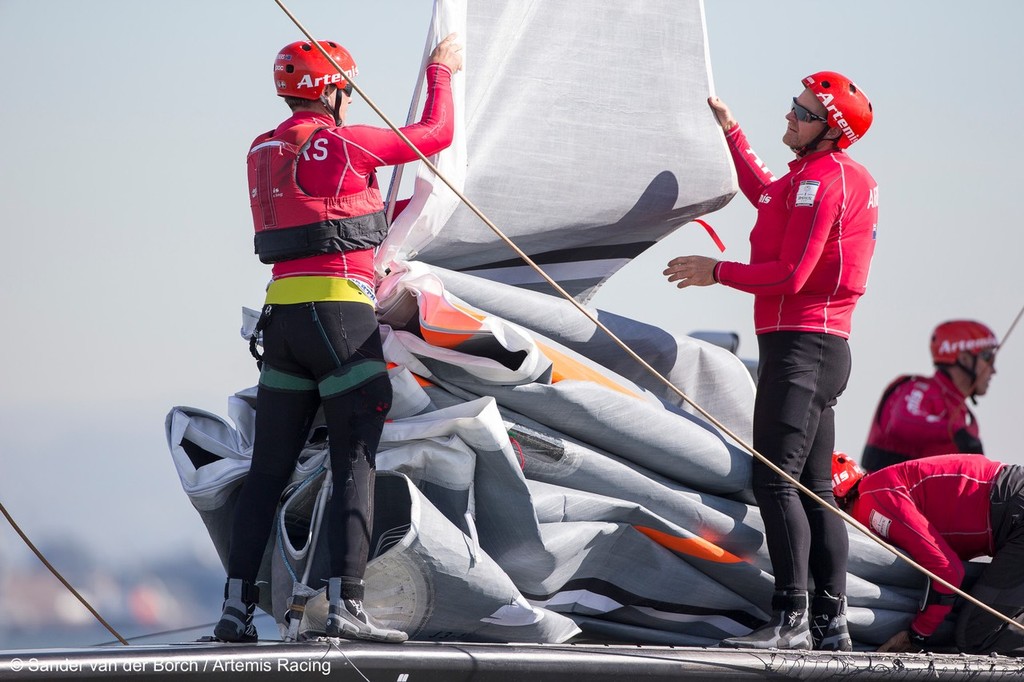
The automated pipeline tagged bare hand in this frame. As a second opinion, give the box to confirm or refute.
[663,255,718,288]
[708,96,737,132]
[430,32,463,73]
[876,630,920,653]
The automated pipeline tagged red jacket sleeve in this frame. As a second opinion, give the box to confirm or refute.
[337,63,455,169]
[724,126,777,204]
[294,63,455,198]
[853,490,964,637]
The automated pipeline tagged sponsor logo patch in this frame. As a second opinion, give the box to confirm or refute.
[869,509,892,539]
[795,180,820,207]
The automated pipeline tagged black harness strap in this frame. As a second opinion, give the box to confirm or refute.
[249,305,273,369]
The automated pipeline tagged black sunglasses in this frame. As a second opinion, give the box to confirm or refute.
[978,348,997,364]
[342,83,354,97]
[791,97,827,123]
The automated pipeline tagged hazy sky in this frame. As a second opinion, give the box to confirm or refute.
[1,0,1021,570]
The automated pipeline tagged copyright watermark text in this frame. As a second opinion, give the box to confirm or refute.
[6,656,332,675]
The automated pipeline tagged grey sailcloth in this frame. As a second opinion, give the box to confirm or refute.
[426,265,756,448]
[169,265,935,647]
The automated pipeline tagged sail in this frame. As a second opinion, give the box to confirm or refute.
[380,0,736,302]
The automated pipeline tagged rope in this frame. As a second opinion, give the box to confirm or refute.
[274,0,1024,636]
[0,500,129,645]
[999,302,1024,351]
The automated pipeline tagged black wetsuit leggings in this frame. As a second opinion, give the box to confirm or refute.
[752,331,852,597]
[955,465,1024,654]
[226,300,391,583]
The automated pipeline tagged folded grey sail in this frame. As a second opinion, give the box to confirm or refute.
[168,266,945,648]
[168,395,581,643]
[428,265,756,445]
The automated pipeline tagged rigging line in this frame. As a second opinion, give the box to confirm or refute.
[94,613,280,647]
[0,500,129,645]
[999,302,1024,351]
[96,624,217,647]
[328,638,372,682]
[271,0,1024,635]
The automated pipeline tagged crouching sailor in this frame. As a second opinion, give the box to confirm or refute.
[213,33,463,643]
[834,452,1024,654]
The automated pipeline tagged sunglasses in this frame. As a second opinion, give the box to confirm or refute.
[791,97,827,123]
[978,348,997,364]
[342,83,354,97]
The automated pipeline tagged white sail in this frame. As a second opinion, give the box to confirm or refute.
[380,0,735,302]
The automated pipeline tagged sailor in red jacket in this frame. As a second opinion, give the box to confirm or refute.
[861,320,999,472]
[665,72,876,651]
[215,35,462,644]
[834,452,1024,654]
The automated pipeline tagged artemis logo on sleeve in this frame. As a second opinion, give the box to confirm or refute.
[795,180,820,207]
[866,185,879,209]
[869,510,892,539]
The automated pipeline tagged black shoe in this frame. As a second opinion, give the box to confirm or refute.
[721,590,811,650]
[213,578,259,643]
[811,592,852,651]
[325,577,407,643]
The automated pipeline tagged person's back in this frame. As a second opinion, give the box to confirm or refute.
[862,371,979,467]
[861,320,998,471]
[215,34,463,645]
[850,454,1001,562]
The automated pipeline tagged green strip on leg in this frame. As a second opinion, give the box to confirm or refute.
[259,365,318,392]
[319,359,387,399]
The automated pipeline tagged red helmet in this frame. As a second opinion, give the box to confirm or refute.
[801,71,873,149]
[274,40,357,100]
[930,320,999,365]
[832,452,865,499]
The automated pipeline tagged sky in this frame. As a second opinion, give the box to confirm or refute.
[1,0,1021,576]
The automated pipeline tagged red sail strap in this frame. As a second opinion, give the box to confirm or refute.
[692,218,726,252]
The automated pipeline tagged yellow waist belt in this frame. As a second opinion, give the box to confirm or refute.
[265,276,375,306]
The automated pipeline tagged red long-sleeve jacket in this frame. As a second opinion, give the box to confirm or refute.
[848,454,1003,637]
[258,63,455,289]
[714,125,879,338]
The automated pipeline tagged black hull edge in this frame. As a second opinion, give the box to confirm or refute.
[1,640,1023,681]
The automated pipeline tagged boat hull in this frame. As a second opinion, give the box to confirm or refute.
[2,641,1023,681]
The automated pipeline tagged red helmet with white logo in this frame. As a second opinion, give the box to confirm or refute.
[274,40,357,100]
[832,452,865,499]
[801,71,873,149]
[930,320,999,365]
